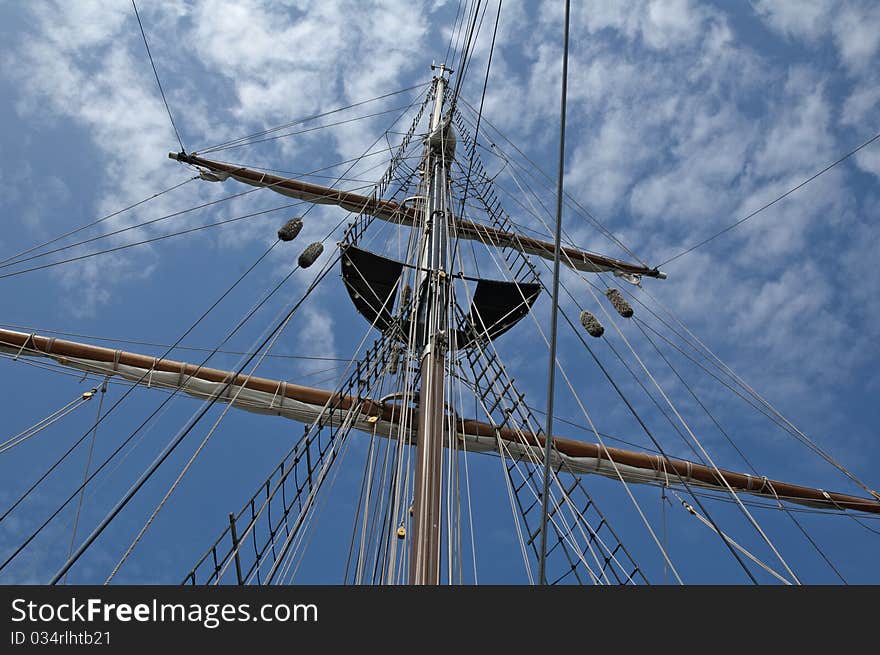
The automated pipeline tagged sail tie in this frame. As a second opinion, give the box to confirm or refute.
[13,334,35,361]
[764,478,784,509]
[147,358,159,388]
[660,456,670,488]
[820,489,843,511]
[269,381,281,411]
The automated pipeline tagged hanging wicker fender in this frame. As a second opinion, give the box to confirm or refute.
[580,310,604,337]
[605,288,633,318]
[298,242,324,268]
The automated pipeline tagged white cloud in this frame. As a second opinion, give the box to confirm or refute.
[751,69,833,178]
[841,83,880,128]
[752,0,880,75]
[832,4,880,72]
[1,0,877,442]
[2,0,432,315]
[1,0,879,585]
[854,145,880,178]
[750,0,834,42]
[576,0,710,51]
[187,0,428,124]
[463,0,880,442]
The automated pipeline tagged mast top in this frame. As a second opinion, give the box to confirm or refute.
[431,62,453,77]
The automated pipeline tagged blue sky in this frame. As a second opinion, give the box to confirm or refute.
[0,0,879,584]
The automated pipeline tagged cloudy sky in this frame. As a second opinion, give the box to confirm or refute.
[0,0,879,584]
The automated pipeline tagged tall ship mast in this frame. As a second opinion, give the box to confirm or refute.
[1,1,879,586]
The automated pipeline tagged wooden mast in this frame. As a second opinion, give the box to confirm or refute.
[410,66,452,585]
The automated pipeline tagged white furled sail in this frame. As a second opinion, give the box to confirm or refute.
[170,152,667,280]
[3,327,876,515]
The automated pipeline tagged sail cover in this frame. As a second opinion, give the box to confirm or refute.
[340,244,540,344]
[341,245,403,331]
[465,278,541,342]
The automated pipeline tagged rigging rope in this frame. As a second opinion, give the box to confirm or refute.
[105,292,306,583]
[0,189,312,272]
[666,486,880,520]
[198,145,409,182]
[0,324,345,362]
[449,370,662,453]
[538,0,570,586]
[474,125,870,570]
[0,143,409,274]
[197,83,429,154]
[658,129,880,267]
[494,199,765,583]
[669,489,793,584]
[443,0,468,68]
[448,41,648,585]
[570,254,804,581]
[63,97,422,582]
[451,360,480,583]
[631,316,845,581]
[452,0,502,273]
[235,315,404,585]
[457,207,688,583]
[450,0,485,108]
[0,194,374,280]
[275,320,413,584]
[0,177,197,268]
[619,310,801,581]
[495,431,536,584]
[131,0,185,153]
[63,379,107,584]
[345,414,383,582]
[0,239,283,572]
[0,392,93,455]
[448,225,646,584]
[560,307,759,582]
[635,283,880,502]
[50,248,342,585]
[200,105,411,154]
[456,101,649,267]
[447,138,671,582]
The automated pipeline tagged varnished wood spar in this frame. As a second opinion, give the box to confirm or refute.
[0,328,395,422]
[457,420,880,514]
[170,152,665,279]
[2,327,878,514]
[171,153,411,225]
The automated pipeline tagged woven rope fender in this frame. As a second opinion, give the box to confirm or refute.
[605,287,633,318]
[277,217,303,242]
[298,242,324,268]
[580,310,604,337]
